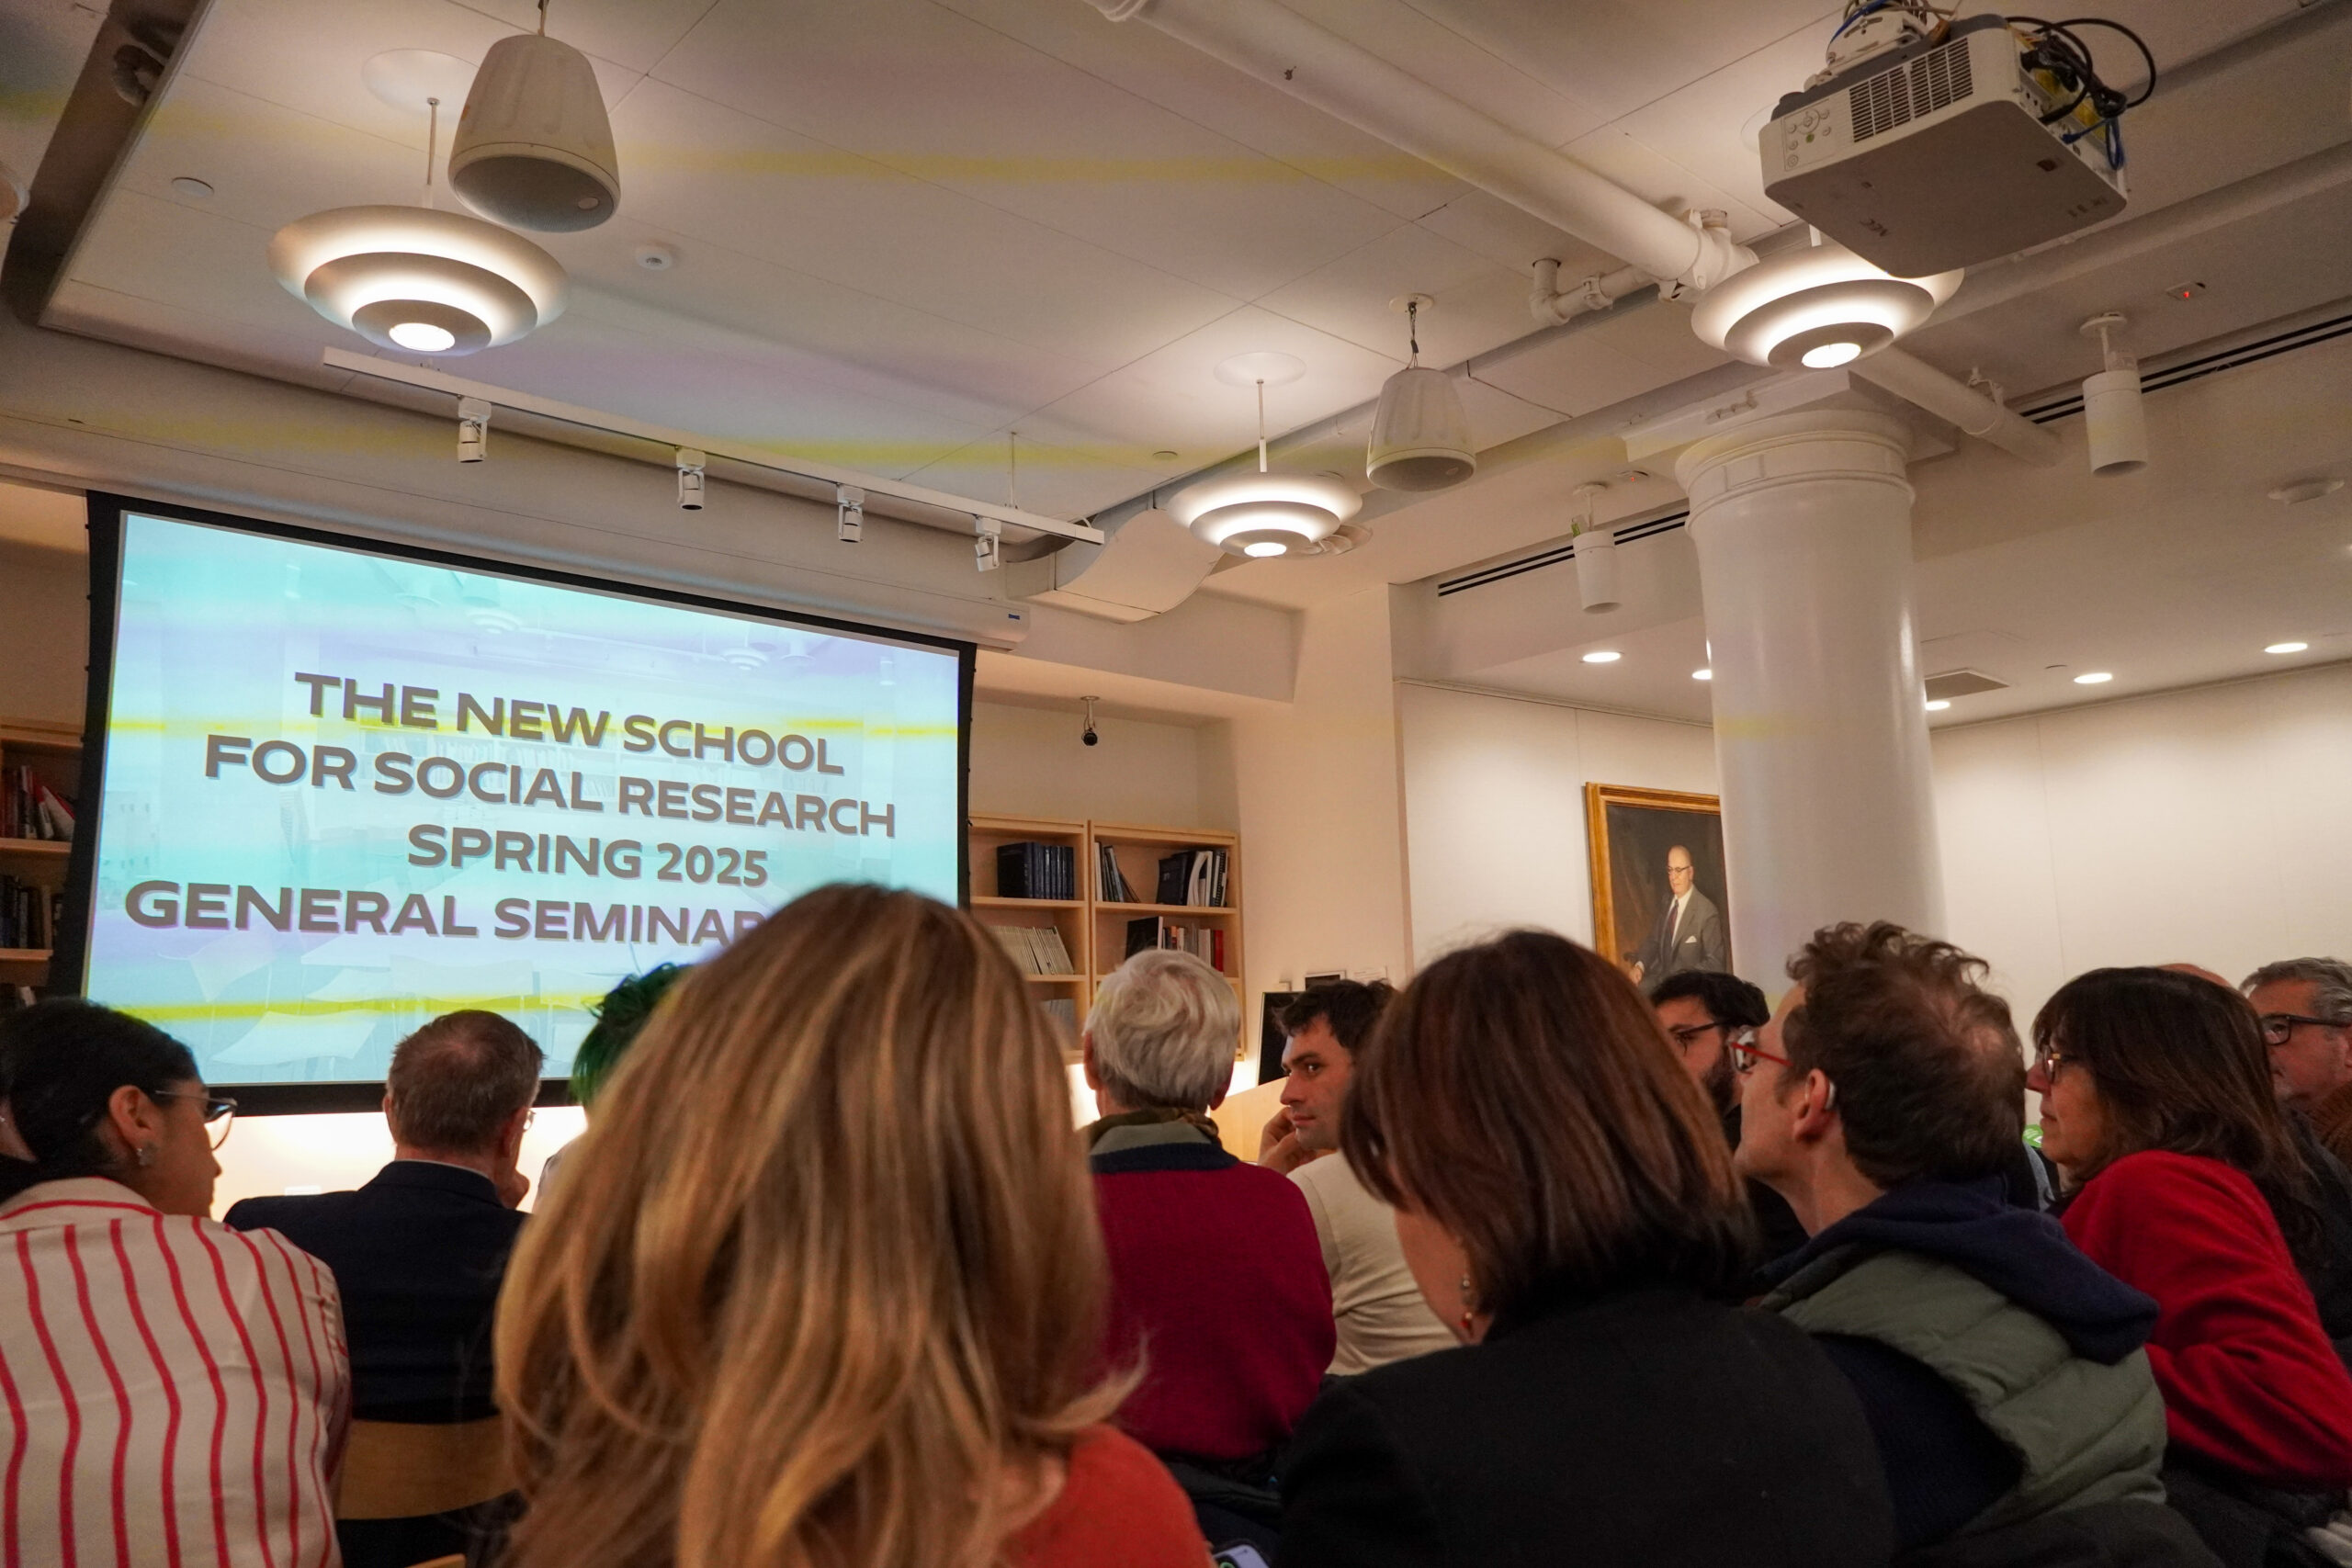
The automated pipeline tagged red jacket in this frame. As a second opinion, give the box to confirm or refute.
[2061,1149,2352,1490]
[1091,1128,1334,1461]
[1011,1426,1207,1568]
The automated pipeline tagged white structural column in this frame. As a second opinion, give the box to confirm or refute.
[1675,410,1946,984]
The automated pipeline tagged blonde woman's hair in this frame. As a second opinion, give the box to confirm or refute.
[494,884,1127,1568]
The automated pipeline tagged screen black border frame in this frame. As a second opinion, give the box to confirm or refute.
[62,491,977,1115]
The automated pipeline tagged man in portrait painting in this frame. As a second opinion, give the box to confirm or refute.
[1629,844,1726,991]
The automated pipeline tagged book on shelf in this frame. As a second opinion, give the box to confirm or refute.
[3,768,74,843]
[1153,847,1230,908]
[1038,997,1077,1033]
[0,876,59,951]
[1095,842,1136,903]
[989,923,1076,976]
[1123,916,1226,972]
[995,840,1075,900]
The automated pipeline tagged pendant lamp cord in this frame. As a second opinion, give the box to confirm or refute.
[538,0,550,34]
[1408,298,1420,366]
[423,97,438,209]
[1008,431,1019,509]
[1256,378,1268,474]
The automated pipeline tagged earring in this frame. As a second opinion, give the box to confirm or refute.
[135,1145,155,1168]
[1458,1274,1478,1335]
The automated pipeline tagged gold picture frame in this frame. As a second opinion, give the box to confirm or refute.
[1585,783,1732,991]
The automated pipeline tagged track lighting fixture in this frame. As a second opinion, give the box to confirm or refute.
[457,397,491,462]
[2079,313,2148,477]
[675,448,706,511]
[836,484,865,543]
[1570,485,1619,614]
[975,515,1002,571]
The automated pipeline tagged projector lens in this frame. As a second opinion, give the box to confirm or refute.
[389,321,458,352]
[1802,341,1863,368]
[1243,541,1288,558]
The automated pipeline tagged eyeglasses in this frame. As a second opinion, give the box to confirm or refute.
[2029,1049,2078,1085]
[1724,1027,1789,1077]
[150,1090,239,1149]
[1665,1021,1726,1050]
[2259,1012,2350,1048]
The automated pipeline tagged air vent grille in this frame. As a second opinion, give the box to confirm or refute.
[1849,36,1974,142]
[1923,668,2011,701]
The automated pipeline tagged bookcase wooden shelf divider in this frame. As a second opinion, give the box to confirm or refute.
[965,815,1244,1055]
[0,719,85,994]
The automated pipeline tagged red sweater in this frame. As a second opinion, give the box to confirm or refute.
[2061,1149,2352,1490]
[1011,1426,1207,1568]
[1092,1136,1335,1461]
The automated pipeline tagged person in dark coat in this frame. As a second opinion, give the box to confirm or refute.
[1276,929,1895,1568]
[227,1009,541,1568]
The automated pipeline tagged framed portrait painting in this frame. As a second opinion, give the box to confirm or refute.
[1585,784,1733,994]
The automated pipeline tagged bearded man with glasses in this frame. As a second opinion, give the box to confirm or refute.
[1648,970,1808,1276]
[1732,923,2211,1564]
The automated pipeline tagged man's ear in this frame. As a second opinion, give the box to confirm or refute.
[1789,1069,1840,1144]
[1080,1034,1101,1092]
[499,1103,531,1162]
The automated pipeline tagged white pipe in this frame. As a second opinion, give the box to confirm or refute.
[1531,261,1650,326]
[1849,347,2061,467]
[1088,0,1751,292]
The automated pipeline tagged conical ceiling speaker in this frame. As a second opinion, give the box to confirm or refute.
[1368,365,1476,491]
[450,32,620,231]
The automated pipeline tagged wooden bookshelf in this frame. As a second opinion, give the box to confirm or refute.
[0,719,83,997]
[1086,821,1243,1002]
[967,815,1091,1050]
[964,816,1246,1058]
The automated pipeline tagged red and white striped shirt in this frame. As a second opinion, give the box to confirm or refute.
[0,1179,350,1568]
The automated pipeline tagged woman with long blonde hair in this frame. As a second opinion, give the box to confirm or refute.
[493,884,1205,1568]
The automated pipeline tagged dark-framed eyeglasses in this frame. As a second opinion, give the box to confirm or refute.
[2259,1012,2350,1048]
[150,1090,239,1149]
[2029,1049,2078,1085]
[1725,1027,1789,1077]
[1665,1021,1727,1050]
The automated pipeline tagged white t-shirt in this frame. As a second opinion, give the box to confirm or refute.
[1290,1152,1458,1375]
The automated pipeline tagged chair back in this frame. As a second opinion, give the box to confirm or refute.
[336,1416,513,1521]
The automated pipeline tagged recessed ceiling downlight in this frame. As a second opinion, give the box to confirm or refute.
[1692,668,1713,682]
[1691,241,1962,369]
[268,205,568,355]
[1925,699,1951,712]
[1582,650,1622,664]
[2074,671,2114,685]
[2265,641,2309,655]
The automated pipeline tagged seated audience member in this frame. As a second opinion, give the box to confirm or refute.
[229,1010,540,1568]
[1738,924,2204,1562]
[537,962,686,1193]
[0,1000,347,1568]
[1081,950,1332,1540]
[2033,968,2352,1560]
[1256,980,1453,1374]
[1649,969,1810,1267]
[2245,958,2352,1161]
[493,886,1204,1568]
[1278,930,1894,1568]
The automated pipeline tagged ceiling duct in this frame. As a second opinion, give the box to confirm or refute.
[1001,509,1225,623]
[1922,669,2011,700]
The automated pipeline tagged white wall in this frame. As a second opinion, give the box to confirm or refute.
[968,698,1231,829]
[1396,682,1719,966]
[0,541,87,728]
[1229,587,1412,1062]
[1933,661,2352,1025]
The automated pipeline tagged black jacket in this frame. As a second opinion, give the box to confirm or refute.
[1276,1282,1895,1568]
[226,1160,526,1422]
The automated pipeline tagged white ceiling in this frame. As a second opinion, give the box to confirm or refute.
[14,0,2352,729]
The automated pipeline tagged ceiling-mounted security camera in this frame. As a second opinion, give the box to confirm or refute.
[1081,696,1100,748]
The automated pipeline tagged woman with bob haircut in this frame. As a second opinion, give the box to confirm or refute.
[1276,929,1895,1567]
[493,885,1205,1568]
[2031,968,2352,1547]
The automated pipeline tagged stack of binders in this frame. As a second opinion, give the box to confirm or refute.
[996,840,1077,899]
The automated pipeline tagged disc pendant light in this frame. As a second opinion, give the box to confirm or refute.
[450,5,620,231]
[269,96,567,355]
[1367,295,1476,491]
[1170,355,1361,559]
[1690,239,1961,369]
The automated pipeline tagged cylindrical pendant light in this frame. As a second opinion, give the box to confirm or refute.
[1367,296,1476,491]
[450,28,620,231]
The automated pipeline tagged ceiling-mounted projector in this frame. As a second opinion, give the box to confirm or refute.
[1762,14,2131,276]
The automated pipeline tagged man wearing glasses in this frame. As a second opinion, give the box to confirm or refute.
[1647,970,1808,1273]
[1732,923,2192,1560]
[227,1010,542,1568]
[2244,957,2352,1164]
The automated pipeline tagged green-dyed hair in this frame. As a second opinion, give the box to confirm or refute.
[572,964,689,1107]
